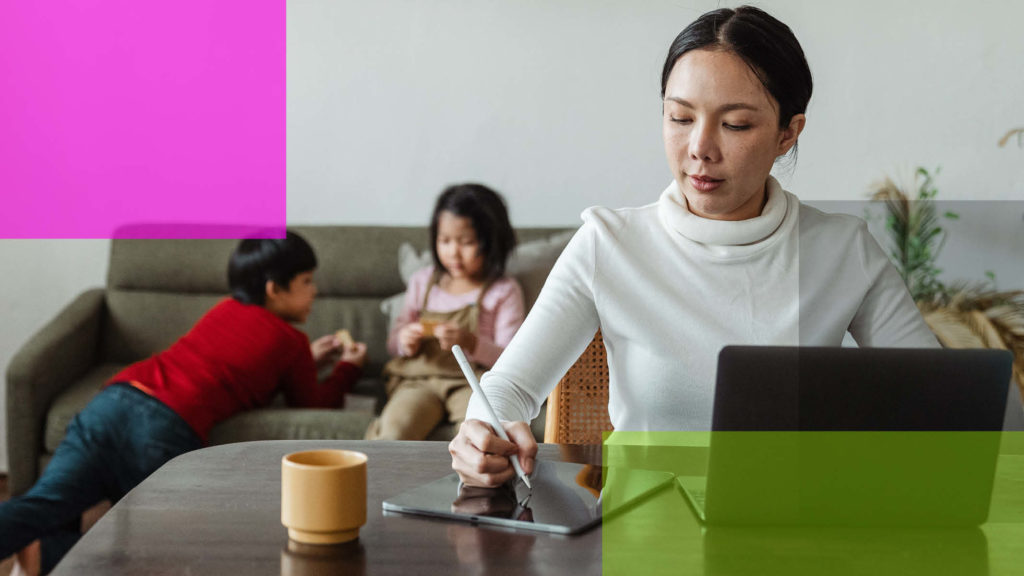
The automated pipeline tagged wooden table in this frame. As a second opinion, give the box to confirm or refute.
[51,440,603,575]
[52,439,1024,575]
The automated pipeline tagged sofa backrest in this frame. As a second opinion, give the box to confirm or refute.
[101,226,574,377]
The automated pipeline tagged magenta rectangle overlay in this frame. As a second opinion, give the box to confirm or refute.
[0,1,285,239]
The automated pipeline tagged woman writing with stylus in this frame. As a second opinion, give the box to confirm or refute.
[449,5,938,487]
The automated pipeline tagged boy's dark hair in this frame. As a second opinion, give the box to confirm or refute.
[661,5,812,157]
[430,183,517,281]
[228,230,318,305]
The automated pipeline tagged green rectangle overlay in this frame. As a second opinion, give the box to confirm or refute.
[601,431,1024,575]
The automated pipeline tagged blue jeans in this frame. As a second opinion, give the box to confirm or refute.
[0,383,201,574]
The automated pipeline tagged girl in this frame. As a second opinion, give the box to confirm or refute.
[449,5,940,487]
[366,183,525,440]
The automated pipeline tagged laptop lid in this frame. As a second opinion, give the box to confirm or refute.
[697,346,1012,527]
[713,346,1012,432]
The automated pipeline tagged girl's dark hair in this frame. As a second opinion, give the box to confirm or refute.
[228,230,318,305]
[660,5,813,132]
[430,183,517,281]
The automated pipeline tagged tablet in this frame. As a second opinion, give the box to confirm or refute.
[382,460,674,535]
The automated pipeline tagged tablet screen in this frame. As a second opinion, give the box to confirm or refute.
[382,460,674,534]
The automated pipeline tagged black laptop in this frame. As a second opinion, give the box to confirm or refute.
[677,346,1013,527]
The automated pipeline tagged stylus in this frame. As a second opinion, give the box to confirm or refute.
[452,345,533,489]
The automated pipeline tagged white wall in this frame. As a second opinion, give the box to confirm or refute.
[2,0,1022,470]
[287,0,1024,226]
[0,242,109,471]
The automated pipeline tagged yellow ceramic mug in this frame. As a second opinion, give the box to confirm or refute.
[281,450,367,544]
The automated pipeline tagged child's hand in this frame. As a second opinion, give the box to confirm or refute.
[310,334,341,366]
[435,323,477,353]
[340,342,368,368]
[398,323,425,357]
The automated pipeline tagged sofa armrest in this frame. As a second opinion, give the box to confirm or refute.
[5,288,106,496]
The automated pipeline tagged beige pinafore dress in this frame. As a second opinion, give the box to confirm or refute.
[365,271,490,440]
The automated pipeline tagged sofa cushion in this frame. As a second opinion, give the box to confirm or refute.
[379,292,406,335]
[107,237,235,293]
[207,409,376,445]
[45,363,126,453]
[102,291,222,364]
[107,227,429,297]
[426,422,457,442]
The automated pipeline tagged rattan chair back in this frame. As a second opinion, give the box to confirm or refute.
[543,331,613,444]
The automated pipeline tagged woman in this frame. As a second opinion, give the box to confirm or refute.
[449,6,938,487]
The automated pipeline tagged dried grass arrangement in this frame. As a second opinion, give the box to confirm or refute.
[918,285,1024,393]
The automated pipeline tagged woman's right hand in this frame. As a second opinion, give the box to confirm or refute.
[449,419,537,487]
[398,322,424,356]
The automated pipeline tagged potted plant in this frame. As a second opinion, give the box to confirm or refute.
[871,167,1024,397]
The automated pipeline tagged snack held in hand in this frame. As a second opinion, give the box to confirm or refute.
[335,329,355,347]
[420,320,437,338]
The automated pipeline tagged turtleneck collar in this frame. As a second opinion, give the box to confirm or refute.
[657,176,789,247]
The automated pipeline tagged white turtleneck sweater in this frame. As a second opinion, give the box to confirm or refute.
[466,178,939,431]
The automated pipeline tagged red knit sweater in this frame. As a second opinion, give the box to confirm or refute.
[110,298,360,442]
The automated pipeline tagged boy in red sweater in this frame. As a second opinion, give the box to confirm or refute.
[1,231,365,575]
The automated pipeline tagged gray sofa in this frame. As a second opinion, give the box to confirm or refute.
[5,225,572,497]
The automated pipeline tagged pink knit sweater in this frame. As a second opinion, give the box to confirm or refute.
[387,266,525,368]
